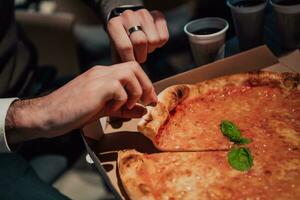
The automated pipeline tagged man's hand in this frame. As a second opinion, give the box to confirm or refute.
[5,61,156,144]
[107,9,169,63]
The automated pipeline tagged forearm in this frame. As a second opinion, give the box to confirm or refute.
[5,98,53,145]
[2,62,155,149]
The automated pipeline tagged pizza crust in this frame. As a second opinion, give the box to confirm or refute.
[118,149,300,200]
[121,71,300,199]
[137,84,191,142]
[118,150,156,200]
[137,71,300,150]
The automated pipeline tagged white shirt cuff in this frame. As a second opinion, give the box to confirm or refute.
[0,98,19,152]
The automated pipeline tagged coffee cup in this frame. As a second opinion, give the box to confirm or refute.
[227,0,268,51]
[184,17,229,66]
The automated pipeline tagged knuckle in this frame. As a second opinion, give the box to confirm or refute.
[161,35,169,43]
[132,90,142,97]
[137,9,150,18]
[107,17,119,30]
[119,94,128,102]
[111,80,122,90]
[138,8,148,14]
[119,43,133,52]
[118,91,128,102]
[122,10,134,18]
[128,61,139,71]
[149,38,160,46]
[133,37,147,47]
[143,83,153,92]
[128,60,138,66]
[123,68,134,77]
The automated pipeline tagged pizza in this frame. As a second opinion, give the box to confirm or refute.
[138,71,300,151]
[117,71,300,199]
[118,149,300,200]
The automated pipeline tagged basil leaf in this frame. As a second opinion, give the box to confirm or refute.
[237,137,253,145]
[220,120,241,142]
[228,147,253,171]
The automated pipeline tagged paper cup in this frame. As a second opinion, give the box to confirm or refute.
[270,0,300,49]
[184,17,229,66]
[227,0,268,51]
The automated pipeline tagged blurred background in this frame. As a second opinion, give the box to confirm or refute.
[12,0,296,199]
[14,0,287,84]
[14,0,236,83]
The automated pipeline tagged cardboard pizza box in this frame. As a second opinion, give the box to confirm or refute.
[82,45,300,200]
[278,49,300,73]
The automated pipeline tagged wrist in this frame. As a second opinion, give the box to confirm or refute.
[107,5,144,22]
[5,98,52,144]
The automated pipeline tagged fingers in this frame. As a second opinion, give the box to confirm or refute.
[122,10,148,63]
[113,61,156,107]
[90,62,157,108]
[128,62,157,104]
[122,70,143,109]
[107,17,135,62]
[109,81,128,112]
[137,9,161,53]
[89,62,156,119]
[151,11,169,48]
[107,9,169,63]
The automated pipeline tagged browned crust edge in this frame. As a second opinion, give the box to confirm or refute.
[137,84,191,143]
[117,150,150,200]
[137,71,300,150]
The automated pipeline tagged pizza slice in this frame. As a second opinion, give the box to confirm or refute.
[118,149,300,200]
[138,71,300,151]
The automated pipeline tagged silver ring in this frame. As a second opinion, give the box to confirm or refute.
[128,25,143,35]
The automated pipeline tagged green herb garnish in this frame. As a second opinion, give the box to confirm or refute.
[220,120,241,142]
[220,120,252,144]
[237,137,253,145]
[228,147,253,171]
[220,120,254,171]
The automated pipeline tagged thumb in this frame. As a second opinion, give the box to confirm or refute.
[110,104,147,119]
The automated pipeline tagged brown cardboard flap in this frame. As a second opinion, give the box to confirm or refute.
[82,120,104,140]
[154,45,278,92]
[263,64,294,72]
[279,50,300,73]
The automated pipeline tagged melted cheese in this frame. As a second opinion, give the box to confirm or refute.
[120,79,300,199]
[120,150,300,200]
[157,86,300,152]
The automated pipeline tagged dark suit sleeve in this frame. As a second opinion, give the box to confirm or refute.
[83,0,144,21]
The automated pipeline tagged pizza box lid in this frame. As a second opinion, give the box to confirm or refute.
[82,45,300,200]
